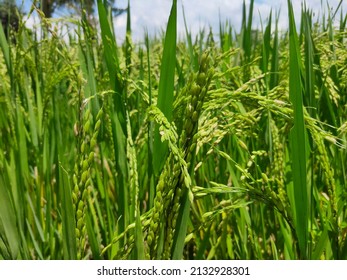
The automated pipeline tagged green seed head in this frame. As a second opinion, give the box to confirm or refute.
[81,171,88,184]
[147,235,153,246]
[191,83,200,96]
[82,159,89,171]
[88,151,94,163]
[82,189,88,200]
[96,109,103,120]
[191,96,198,108]
[197,72,206,87]
[192,111,199,122]
[95,119,101,131]
[185,121,193,135]
[77,217,84,229]
[84,108,91,121]
[72,193,78,203]
[90,136,97,150]
[77,209,83,219]
[83,119,91,133]
[80,142,86,153]
[78,200,84,211]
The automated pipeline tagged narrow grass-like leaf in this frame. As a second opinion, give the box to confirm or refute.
[242,0,254,59]
[153,0,177,175]
[86,212,101,260]
[97,0,126,133]
[270,12,280,89]
[59,162,77,260]
[145,31,155,209]
[312,227,329,259]
[125,0,132,72]
[98,0,130,242]
[182,5,198,71]
[0,22,10,72]
[303,8,316,116]
[260,10,272,75]
[79,13,99,112]
[25,219,43,260]
[26,193,44,243]
[171,190,190,260]
[288,0,309,259]
[0,177,19,259]
[134,206,145,260]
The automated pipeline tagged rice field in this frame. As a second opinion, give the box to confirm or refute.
[0,0,346,260]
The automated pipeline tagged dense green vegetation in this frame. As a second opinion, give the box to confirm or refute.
[0,0,346,260]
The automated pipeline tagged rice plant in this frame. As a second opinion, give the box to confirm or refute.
[0,0,346,260]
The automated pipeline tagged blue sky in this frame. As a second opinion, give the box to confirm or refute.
[18,0,347,42]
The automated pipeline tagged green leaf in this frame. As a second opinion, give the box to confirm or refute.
[59,163,77,260]
[288,0,309,259]
[86,212,101,260]
[0,21,10,72]
[97,0,126,133]
[0,177,19,259]
[134,207,145,260]
[153,0,177,175]
[171,188,190,260]
[312,227,329,259]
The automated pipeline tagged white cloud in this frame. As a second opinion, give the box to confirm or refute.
[18,0,347,43]
[113,0,347,43]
